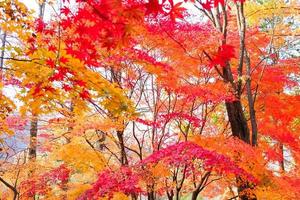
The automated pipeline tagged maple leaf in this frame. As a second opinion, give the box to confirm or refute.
[59,56,69,64]
[32,83,42,96]
[201,1,213,10]
[46,58,56,68]
[210,44,236,67]
[61,6,71,16]
[49,69,67,81]
[214,0,225,7]
[74,79,86,87]
[146,0,162,15]
[62,84,72,91]
[48,45,57,52]
[35,18,45,32]
[79,90,90,99]
[169,2,186,21]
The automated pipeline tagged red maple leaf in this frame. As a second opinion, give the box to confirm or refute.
[35,18,45,32]
[210,44,235,67]
[62,84,72,91]
[169,2,186,21]
[79,90,90,99]
[46,58,56,68]
[48,45,57,52]
[61,6,71,16]
[74,79,86,87]
[59,56,69,64]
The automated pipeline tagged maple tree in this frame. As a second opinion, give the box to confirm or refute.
[0,0,299,200]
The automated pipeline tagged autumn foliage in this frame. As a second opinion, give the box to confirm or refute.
[0,0,300,199]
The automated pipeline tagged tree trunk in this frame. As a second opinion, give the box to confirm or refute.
[117,130,128,165]
[245,51,258,146]
[175,189,180,200]
[191,190,200,200]
[28,116,38,200]
[147,191,155,200]
[39,1,46,18]
[223,64,251,144]
[234,3,257,199]
[167,190,174,200]
[0,177,18,200]
[225,101,250,143]
[0,31,6,70]
[280,143,285,172]
[29,116,38,160]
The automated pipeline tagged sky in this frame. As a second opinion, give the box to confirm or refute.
[20,0,39,13]
[19,0,63,20]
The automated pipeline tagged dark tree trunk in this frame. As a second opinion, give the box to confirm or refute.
[147,191,155,200]
[245,51,258,146]
[280,143,285,172]
[0,177,18,200]
[175,189,180,200]
[117,130,128,165]
[225,101,250,143]
[191,172,210,200]
[167,190,174,200]
[223,63,251,144]
[191,190,200,200]
[131,193,138,200]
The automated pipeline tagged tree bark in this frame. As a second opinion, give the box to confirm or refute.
[0,31,6,70]
[29,116,38,160]
[0,177,18,200]
[191,190,200,200]
[245,51,258,146]
[280,143,285,172]
[117,130,128,165]
[39,1,46,18]
[147,191,155,200]
[167,190,174,200]
[225,101,250,143]
[191,172,210,200]
[223,64,251,144]
[234,3,257,200]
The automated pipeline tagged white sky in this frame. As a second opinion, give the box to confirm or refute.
[19,0,39,13]
[19,0,61,20]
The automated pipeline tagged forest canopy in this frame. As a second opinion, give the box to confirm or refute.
[0,0,300,199]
